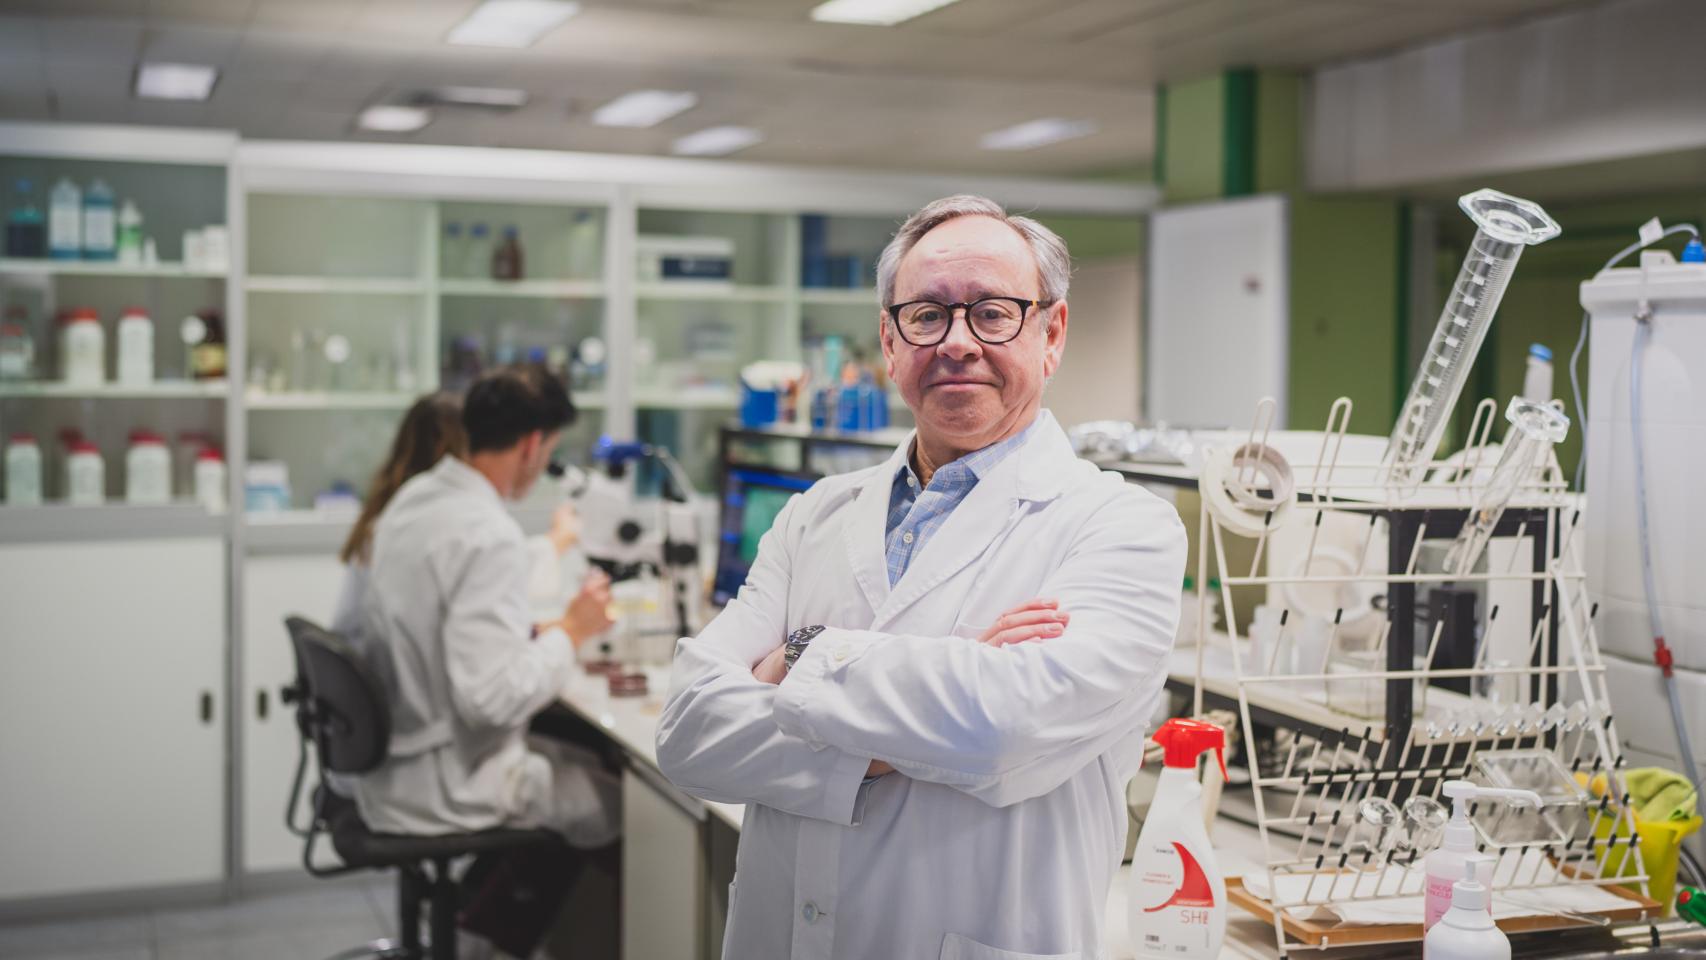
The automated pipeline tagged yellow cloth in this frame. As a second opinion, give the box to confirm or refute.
[1579,767,1699,822]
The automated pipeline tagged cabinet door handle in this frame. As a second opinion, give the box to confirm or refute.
[200,691,214,725]
[256,689,269,720]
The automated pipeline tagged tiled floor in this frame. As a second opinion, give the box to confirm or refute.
[0,874,401,960]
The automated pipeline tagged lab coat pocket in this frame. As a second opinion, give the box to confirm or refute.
[938,932,1084,960]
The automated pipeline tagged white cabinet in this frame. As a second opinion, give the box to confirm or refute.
[239,551,346,874]
[621,764,707,960]
[0,537,226,900]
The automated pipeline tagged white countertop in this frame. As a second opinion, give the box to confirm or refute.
[556,661,1290,957]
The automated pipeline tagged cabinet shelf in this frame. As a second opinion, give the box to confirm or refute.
[245,391,418,410]
[0,258,226,280]
[438,278,604,299]
[0,380,229,399]
[637,283,787,304]
[246,275,426,295]
[635,387,739,410]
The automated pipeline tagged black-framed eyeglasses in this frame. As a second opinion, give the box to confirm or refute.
[885,296,1046,346]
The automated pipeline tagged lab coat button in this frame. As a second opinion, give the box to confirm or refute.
[802,902,819,923]
[833,644,850,661]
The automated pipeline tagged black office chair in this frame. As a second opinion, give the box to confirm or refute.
[282,615,561,960]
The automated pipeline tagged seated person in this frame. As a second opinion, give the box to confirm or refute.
[332,391,598,647]
[353,364,618,849]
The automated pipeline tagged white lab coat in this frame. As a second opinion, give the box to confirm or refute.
[353,456,617,847]
[656,410,1186,960]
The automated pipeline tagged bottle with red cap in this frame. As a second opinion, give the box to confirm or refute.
[125,430,171,504]
[59,307,104,386]
[1128,717,1228,959]
[115,306,154,386]
[65,437,104,504]
[193,446,226,513]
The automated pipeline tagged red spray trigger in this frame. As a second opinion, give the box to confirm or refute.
[1153,718,1227,780]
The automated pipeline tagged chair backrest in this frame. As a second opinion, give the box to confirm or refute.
[284,616,391,775]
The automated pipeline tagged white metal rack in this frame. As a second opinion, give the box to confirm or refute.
[1190,396,1653,952]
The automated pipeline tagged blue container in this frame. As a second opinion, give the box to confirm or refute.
[740,384,779,427]
[837,384,862,432]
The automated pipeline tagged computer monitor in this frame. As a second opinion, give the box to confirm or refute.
[712,466,819,606]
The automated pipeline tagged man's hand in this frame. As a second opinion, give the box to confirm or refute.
[561,569,614,645]
[752,644,788,685]
[978,598,1070,647]
[547,501,581,556]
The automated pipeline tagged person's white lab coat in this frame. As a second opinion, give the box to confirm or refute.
[353,456,617,846]
[656,409,1186,960]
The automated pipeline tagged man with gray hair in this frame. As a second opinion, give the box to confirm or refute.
[658,195,1185,959]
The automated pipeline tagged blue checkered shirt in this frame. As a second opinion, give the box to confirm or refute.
[884,420,1037,585]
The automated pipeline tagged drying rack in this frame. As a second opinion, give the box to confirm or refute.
[1187,396,1653,954]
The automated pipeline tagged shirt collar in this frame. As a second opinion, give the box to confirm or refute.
[434,454,505,505]
[896,413,1041,489]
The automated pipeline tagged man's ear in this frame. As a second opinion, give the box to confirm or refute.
[1041,300,1068,379]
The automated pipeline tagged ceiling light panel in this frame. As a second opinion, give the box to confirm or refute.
[979,118,1097,151]
[359,105,433,132]
[810,0,962,26]
[446,0,581,48]
[134,62,219,101]
[671,125,764,157]
[593,90,699,128]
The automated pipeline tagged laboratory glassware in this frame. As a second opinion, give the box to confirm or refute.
[1384,189,1559,492]
[1440,397,1569,577]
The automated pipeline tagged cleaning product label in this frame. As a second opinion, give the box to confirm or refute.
[1142,842,1216,911]
[1133,841,1216,955]
[1426,875,1455,927]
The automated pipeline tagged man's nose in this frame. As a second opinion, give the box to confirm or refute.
[936,310,983,362]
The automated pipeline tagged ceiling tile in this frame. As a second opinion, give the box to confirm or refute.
[249,0,368,33]
[37,16,143,61]
[141,23,244,64]
[147,0,258,25]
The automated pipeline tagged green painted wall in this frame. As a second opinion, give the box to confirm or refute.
[1253,71,1303,194]
[1040,213,1145,261]
[1159,74,1227,205]
[1289,198,1405,432]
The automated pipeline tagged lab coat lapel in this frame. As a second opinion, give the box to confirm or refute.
[874,411,1071,629]
[841,442,908,616]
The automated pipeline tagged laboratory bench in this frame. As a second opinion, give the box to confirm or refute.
[551,656,1705,960]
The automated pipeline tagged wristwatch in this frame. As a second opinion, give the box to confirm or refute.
[782,624,826,673]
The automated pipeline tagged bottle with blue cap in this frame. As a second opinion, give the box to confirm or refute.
[1683,237,1705,263]
[1522,342,1552,405]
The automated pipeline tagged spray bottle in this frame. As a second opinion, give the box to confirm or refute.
[1129,718,1228,959]
[1423,854,1510,960]
[1425,780,1542,930]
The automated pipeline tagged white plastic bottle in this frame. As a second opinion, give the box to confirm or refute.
[116,199,144,263]
[1129,718,1228,959]
[1522,343,1553,404]
[1423,855,1510,960]
[66,439,104,504]
[60,308,105,385]
[1424,780,1542,930]
[5,433,42,505]
[194,446,226,513]
[48,177,81,259]
[124,431,171,504]
[116,306,154,385]
[82,179,116,260]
